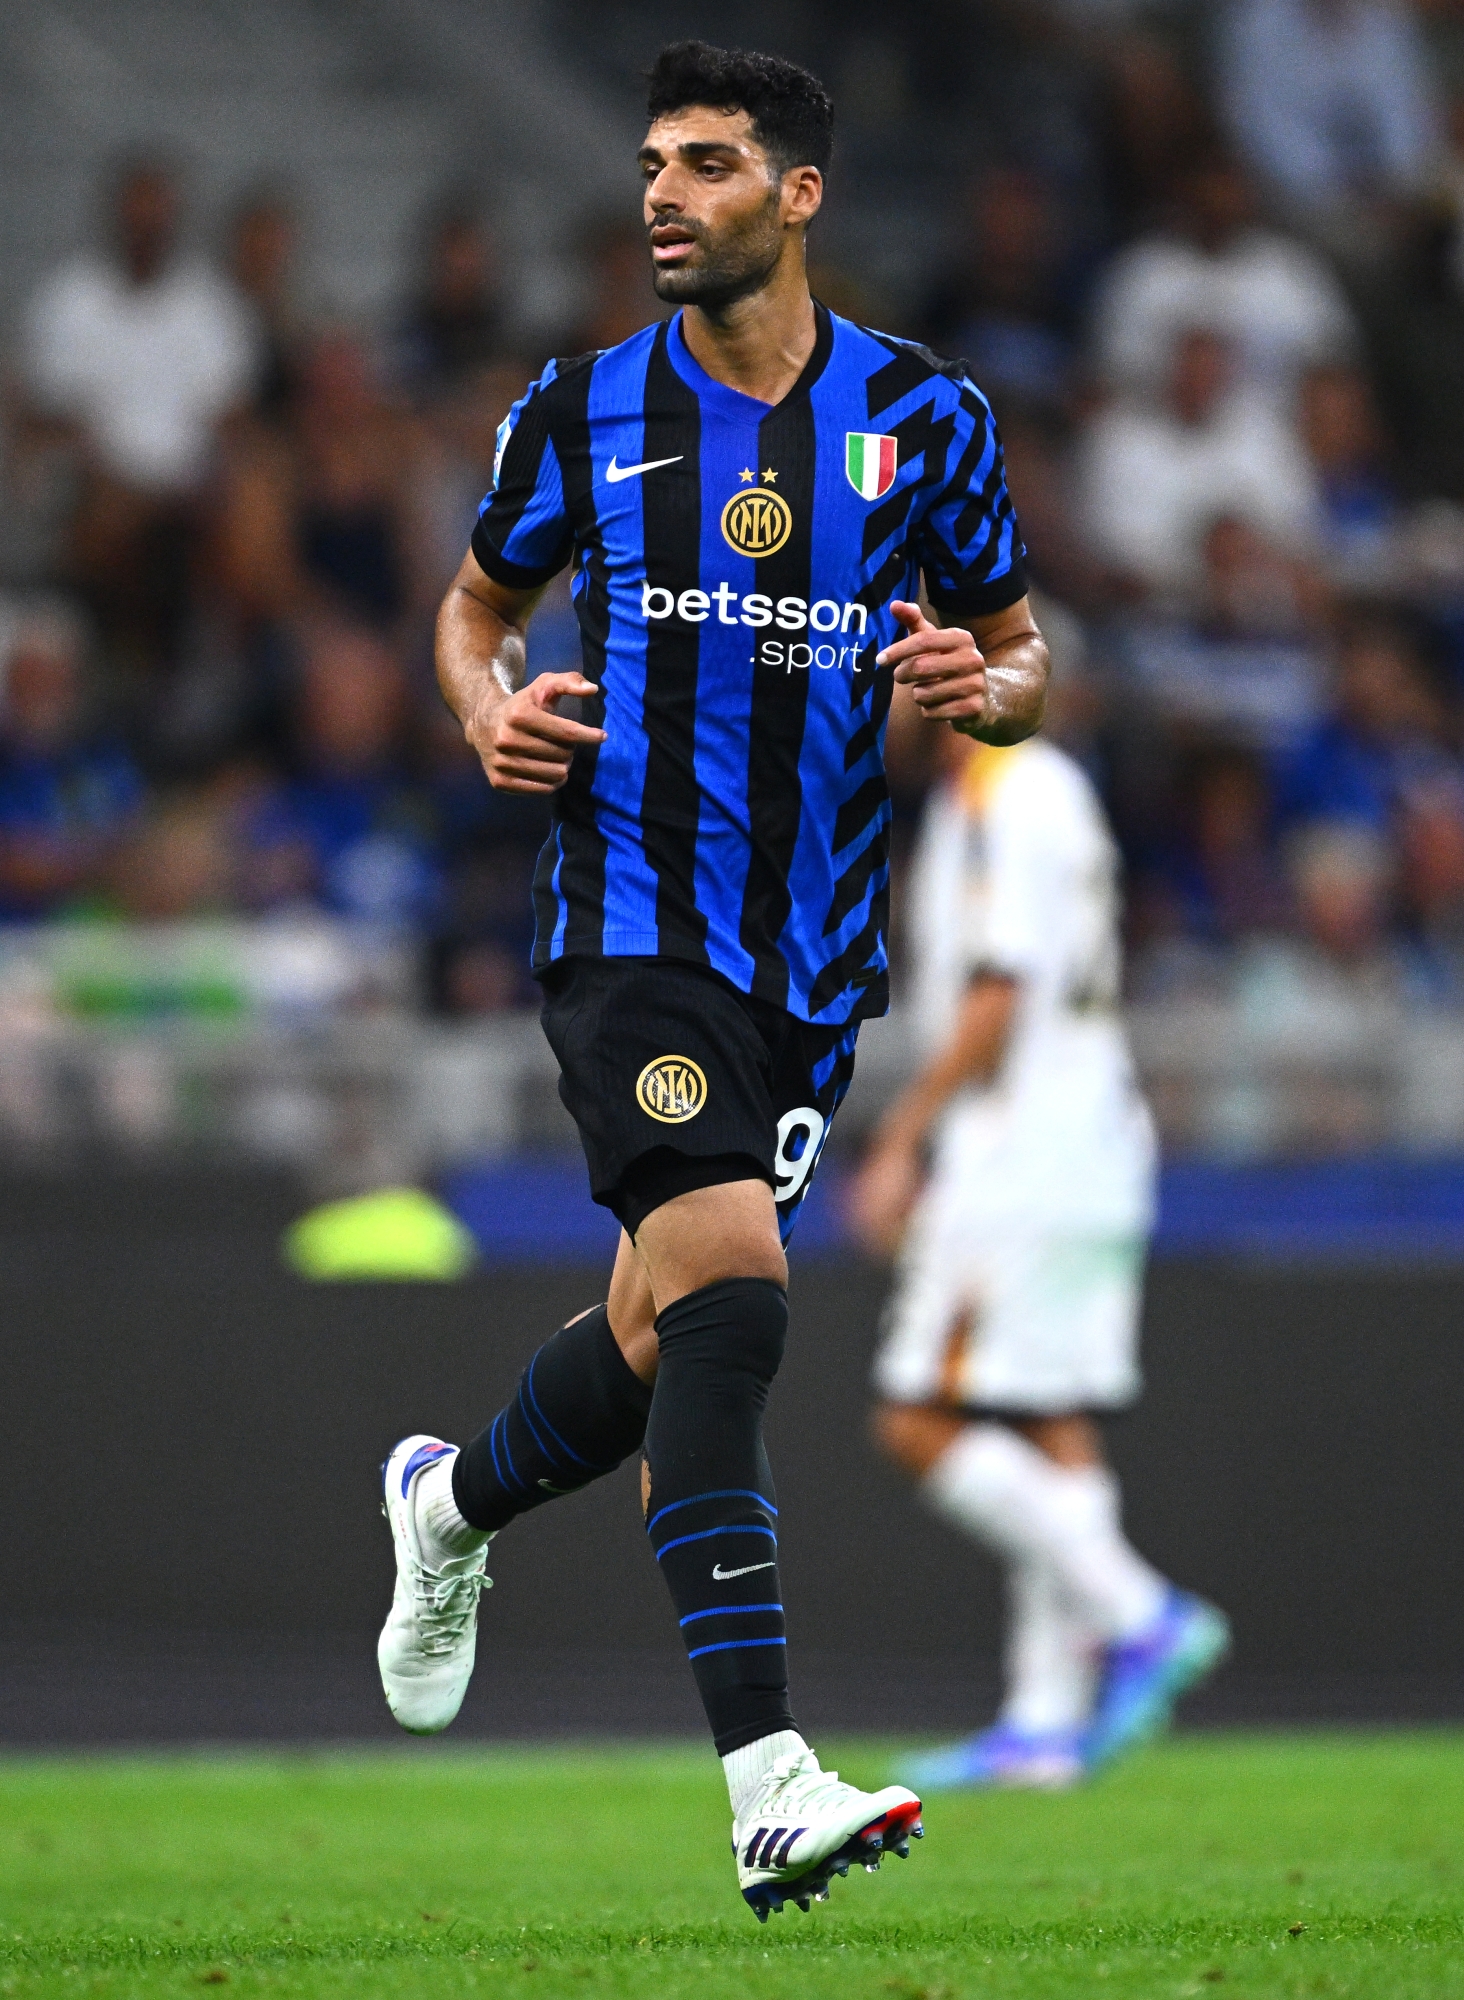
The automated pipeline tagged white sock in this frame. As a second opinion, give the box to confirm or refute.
[924,1424,1165,1641]
[415,1454,492,1560]
[1000,1558,1096,1735]
[722,1728,808,1818]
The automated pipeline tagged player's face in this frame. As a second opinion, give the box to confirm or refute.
[639,108,818,311]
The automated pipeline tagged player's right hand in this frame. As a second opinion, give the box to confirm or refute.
[471,672,606,794]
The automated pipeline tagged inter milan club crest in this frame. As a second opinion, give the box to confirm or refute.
[845,432,897,500]
[721,485,793,557]
[636,1054,708,1124]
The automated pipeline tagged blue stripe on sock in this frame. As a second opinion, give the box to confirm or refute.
[653,1523,776,1562]
[487,1413,514,1496]
[515,1380,557,1466]
[686,1636,788,1661]
[499,1411,531,1495]
[678,1603,782,1627]
[646,1488,779,1535]
[525,1352,604,1472]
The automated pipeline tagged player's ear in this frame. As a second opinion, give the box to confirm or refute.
[783,165,822,226]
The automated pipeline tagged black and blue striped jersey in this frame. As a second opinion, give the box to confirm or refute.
[471,301,1026,1026]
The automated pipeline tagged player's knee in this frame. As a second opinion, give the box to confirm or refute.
[655,1275,789,1388]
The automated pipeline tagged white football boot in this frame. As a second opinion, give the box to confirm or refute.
[378,1435,491,1733]
[733,1746,924,1921]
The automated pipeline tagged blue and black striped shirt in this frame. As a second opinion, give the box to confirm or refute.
[471,302,1025,1026]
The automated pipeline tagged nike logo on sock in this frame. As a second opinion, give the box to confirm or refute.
[605,454,683,483]
[712,1561,776,1580]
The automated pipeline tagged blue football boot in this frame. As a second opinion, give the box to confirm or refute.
[1084,1588,1230,1768]
[899,1722,1086,1794]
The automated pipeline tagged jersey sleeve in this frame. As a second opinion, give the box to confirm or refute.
[470,364,575,589]
[915,375,1028,618]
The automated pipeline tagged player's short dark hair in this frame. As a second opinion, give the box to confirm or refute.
[646,41,834,176]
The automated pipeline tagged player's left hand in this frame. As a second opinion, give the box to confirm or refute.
[877,602,986,729]
[847,1132,925,1259]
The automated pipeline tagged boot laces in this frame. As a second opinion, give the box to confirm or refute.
[758,1748,853,1817]
[406,1552,490,1657]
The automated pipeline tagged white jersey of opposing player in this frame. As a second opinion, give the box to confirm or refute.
[906,737,1156,1235]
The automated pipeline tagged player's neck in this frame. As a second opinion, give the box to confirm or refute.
[678,260,817,408]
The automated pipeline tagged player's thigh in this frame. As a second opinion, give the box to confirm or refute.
[606,1229,661,1383]
[633,1176,785,1313]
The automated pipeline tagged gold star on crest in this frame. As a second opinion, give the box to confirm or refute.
[762,467,778,483]
[739,467,755,482]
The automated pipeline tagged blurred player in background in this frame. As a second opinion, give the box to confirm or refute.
[376,39,1049,1916]
[852,645,1229,1790]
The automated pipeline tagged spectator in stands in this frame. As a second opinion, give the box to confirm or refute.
[1397,760,1464,993]
[1090,148,1357,410]
[394,201,508,398]
[1119,513,1328,747]
[417,648,551,1013]
[19,158,258,677]
[0,606,144,919]
[226,188,301,423]
[921,167,1079,411]
[111,787,240,921]
[1238,818,1407,1028]
[1273,611,1452,833]
[1077,326,1317,603]
[566,216,665,353]
[1297,361,1405,587]
[1128,746,1294,1000]
[996,407,1108,611]
[214,328,419,633]
[241,620,440,926]
[413,360,530,603]
[1218,0,1441,236]
[1099,26,1223,223]
[1356,194,1464,503]
[1174,748,1293,941]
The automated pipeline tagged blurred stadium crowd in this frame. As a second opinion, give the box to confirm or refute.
[5,0,1464,1033]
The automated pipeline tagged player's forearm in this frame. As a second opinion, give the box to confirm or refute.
[959,630,1049,746]
[877,978,1018,1149]
[435,580,527,734]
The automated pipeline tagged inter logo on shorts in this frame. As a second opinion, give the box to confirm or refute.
[721,487,793,558]
[636,1055,708,1124]
[845,433,897,500]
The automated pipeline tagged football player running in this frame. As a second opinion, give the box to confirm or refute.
[379,41,1048,1912]
[854,669,1228,1792]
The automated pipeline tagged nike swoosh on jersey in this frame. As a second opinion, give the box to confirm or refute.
[711,1560,777,1580]
[605,454,684,483]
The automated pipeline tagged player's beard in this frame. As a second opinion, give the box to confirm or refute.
[650,186,784,312]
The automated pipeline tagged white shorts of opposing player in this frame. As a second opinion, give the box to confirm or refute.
[872,1204,1146,1414]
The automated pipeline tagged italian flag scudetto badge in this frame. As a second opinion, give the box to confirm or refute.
[845,432,897,500]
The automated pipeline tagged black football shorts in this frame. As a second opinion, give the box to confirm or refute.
[539,955,859,1242]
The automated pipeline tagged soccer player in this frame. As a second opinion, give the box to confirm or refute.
[852,693,1230,1792]
[377,41,1047,1914]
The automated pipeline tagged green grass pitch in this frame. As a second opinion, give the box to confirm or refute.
[1,1734,1461,1998]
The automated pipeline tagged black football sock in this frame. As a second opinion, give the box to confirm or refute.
[644,1277,796,1755]
[451,1304,653,1533]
